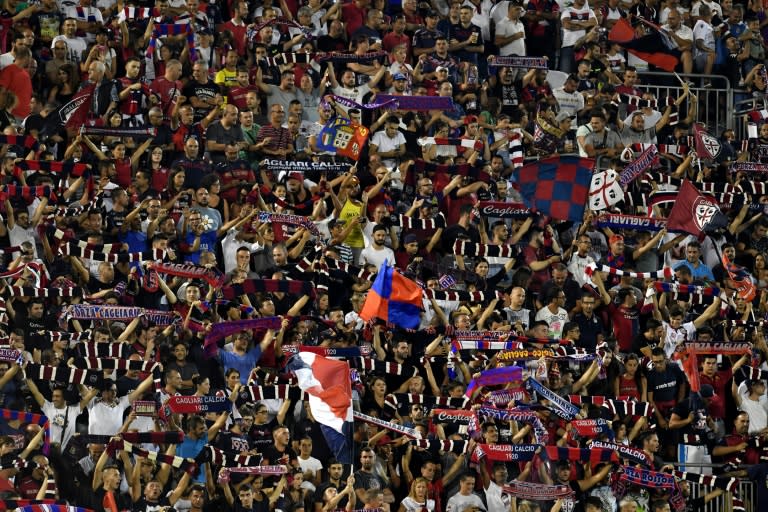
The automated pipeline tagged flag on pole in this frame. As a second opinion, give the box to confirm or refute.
[693,123,721,160]
[317,118,370,161]
[359,262,423,329]
[59,85,95,128]
[609,17,680,72]
[286,353,353,464]
[666,180,728,236]
[514,156,594,222]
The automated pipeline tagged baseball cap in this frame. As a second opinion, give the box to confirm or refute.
[555,111,575,124]
[287,172,303,182]
[700,384,715,398]
[404,233,418,244]
[393,72,407,81]
[609,234,624,246]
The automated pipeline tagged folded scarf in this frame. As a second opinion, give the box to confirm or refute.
[203,317,282,355]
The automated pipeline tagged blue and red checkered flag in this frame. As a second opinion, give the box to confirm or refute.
[514,156,595,222]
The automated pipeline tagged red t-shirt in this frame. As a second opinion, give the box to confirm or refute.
[0,64,31,118]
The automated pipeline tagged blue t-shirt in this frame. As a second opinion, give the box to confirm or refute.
[177,432,209,483]
[184,230,218,264]
[218,347,263,384]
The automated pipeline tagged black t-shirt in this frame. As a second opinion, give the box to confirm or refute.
[181,80,221,122]
[133,496,170,512]
[215,430,252,454]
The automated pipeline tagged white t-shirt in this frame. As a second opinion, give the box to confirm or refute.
[485,481,510,511]
[297,455,324,477]
[359,245,395,269]
[87,395,131,435]
[692,20,716,57]
[662,320,697,358]
[560,6,596,48]
[495,17,526,57]
[332,83,372,113]
[64,6,104,44]
[370,129,406,169]
[50,35,88,63]
[42,401,81,449]
[737,381,768,434]
[535,306,569,338]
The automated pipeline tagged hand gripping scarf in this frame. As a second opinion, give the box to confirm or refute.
[591,441,651,466]
[203,317,282,355]
[222,279,316,300]
[465,366,523,397]
[148,262,225,288]
[218,465,289,483]
[526,378,580,420]
[476,443,539,461]
[501,481,574,501]
[477,407,548,444]
[146,23,196,61]
[107,439,197,474]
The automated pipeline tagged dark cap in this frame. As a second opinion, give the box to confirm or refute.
[425,9,439,18]
[700,384,715,398]
[404,233,418,244]
[328,218,346,229]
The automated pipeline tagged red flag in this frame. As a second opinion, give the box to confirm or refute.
[609,17,679,72]
[722,252,757,301]
[666,180,728,237]
[58,84,95,128]
[693,123,722,160]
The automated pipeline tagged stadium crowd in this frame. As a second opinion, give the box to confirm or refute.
[2,0,768,511]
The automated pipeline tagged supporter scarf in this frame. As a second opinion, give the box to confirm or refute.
[477,407,548,444]
[27,364,103,388]
[526,378,579,420]
[475,201,532,219]
[0,500,58,511]
[616,94,676,110]
[411,439,468,454]
[0,135,40,151]
[730,161,768,174]
[58,245,165,263]
[315,50,388,62]
[148,261,225,288]
[0,348,22,364]
[544,446,618,464]
[603,399,655,418]
[0,409,50,455]
[353,410,422,438]
[353,358,418,378]
[594,213,667,232]
[741,366,768,380]
[108,439,197,474]
[0,457,34,470]
[120,7,159,20]
[466,366,523,397]
[452,337,517,348]
[0,185,55,202]
[330,94,397,111]
[621,465,676,489]
[412,159,492,183]
[61,304,143,320]
[72,357,159,372]
[5,286,86,297]
[385,394,469,410]
[672,470,738,492]
[203,317,282,354]
[728,319,768,328]
[619,145,660,187]
[249,16,314,40]
[260,158,349,174]
[453,240,519,258]
[147,24,196,61]
[591,441,650,466]
[375,94,455,111]
[166,395,231,414]
[422,289,502,302]
[264,52,313,66]
[11,506,93,512]
[398,213,447,230]
[501,481,574,500]
[219,465,288,483]
[42,331,92,342]
[489,56,548,68]
[250,367,298,385]
[80,126,157,138]
[305,258,375,283]
[418,137,483,151]
[682,341,751,354]
[430,409,475,424]
[533,113,563,153]
[282,345,364,358]
[76,342,129,358]
[585,263,673,280]
[14,161,88,178]
[79,432,184,445]
[237,384,306,404]
[197,445,262,467]
[571,419,613,439]
[257,211,320,237]
[222,279,315,300]
[653,281,720,296]
[496,348,557,361]
[482,387,528,406]
[477,443,539,461]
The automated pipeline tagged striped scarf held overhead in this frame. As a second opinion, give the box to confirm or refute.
[146,23,196,61]
[585,263,673,280]
[75,342,129,358]
[477,407,549,444]
[14,160,89,178]
[0,134,41,151]
[203,317,283,355]
[353,357,418,378]
[591,441,651,466]
[71,357,159,373]
[353,410,422,438]
[222,279,315,301]
[411,159,492,183]
[263,52,313,67]
[58,245,165,263]
[411,439,469,454]
[501,481,574,501]
[422,289,502,302]
[196,445,262,468]
[604,399,655,418]
[5,286,86,298]
[418,137,483,151]
[108,439,197,474]
[315,50,389,62]
[257,211,320,237]
[453,240,519,258]
[27,364,103,388]
[477,443,539,461]
[43,330,92,342]
[526,378,580,420]
[384,394,469,411]
[148,261,225,288]
[398,213,447,230]
[218,465,289,483]
[545,446,619,464]
[236,384,307,405]
[0,185,55,202]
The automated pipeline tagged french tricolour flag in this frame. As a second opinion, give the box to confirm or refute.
[287,352,354,464]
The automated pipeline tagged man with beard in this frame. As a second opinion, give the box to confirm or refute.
[183,62,223,123]
[413,11,444,57]
[171,138,212,190]
[118,57,152,125]
[483,65,522,117]
[206,104,246,162]
[360,224,395,268]
[25,381,97,450]
[170,103,219,157]
[353,447,394,505]
[328,65,386,115]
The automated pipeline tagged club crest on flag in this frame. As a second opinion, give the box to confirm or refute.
[692,196,719,233]
[699,133,720,158]
[589,169,623,211]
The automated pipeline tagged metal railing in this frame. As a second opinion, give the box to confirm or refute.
[636,72,733,135]
[670,462,757,512]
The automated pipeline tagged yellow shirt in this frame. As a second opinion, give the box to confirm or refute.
[340,199,364,249]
